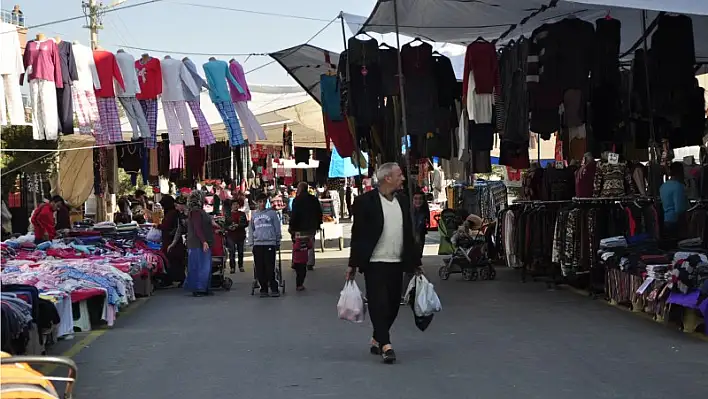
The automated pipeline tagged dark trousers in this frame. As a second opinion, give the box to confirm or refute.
[226,237,245,268]
[57,86,74,134]
[293,263,307,287]
[253,245,278,293]
[364,262,403,346]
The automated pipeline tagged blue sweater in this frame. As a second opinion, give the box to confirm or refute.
[660,179,687,223]
[202,60,243,103]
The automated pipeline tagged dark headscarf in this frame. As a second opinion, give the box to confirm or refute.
[159,195,176,211]
[175,195,188,205]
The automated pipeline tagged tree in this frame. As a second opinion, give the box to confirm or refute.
[1,126,57,199]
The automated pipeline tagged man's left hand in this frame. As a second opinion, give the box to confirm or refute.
[414,266,424,276]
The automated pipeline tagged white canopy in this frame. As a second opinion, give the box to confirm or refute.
[110,85,326,148]
[356,0,708,61]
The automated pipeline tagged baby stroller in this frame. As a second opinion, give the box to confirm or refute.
[250,247,285,295]
[210,229,234,291]
[1,353,77,399]
[438,214,497,281]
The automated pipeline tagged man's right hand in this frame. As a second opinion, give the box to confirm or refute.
[345,266,357,281]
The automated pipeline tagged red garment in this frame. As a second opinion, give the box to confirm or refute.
[135,57,162,100]
[462,41,500,101]
[624,207,637,236]
[31,203,55,241]
[324,115,355,156]
[93,50,125,98]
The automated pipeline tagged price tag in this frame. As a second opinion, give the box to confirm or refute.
[636,277,654,295]
[608,152,619,165]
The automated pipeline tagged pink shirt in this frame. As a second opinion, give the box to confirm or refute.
[22,39,63,87]
[228,60,251,102]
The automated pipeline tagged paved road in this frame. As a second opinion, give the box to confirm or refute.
[52,255,708,399]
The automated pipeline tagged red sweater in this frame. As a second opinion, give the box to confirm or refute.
[31,203,56,241]
[135,57,162,100]
[93,50,125,98]
[462,41,500,102]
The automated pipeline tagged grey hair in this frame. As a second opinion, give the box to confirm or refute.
[375,162,400,181]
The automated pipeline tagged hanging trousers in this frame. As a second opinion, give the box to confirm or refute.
[252,245,278,293]
[169,144,185,170]
[214,100,244,146]
[163,100,195,146]
[0,73,25,125]
[56,85,74,134]
[233,101,266,141]
[72,88,101,136]
[364,262,404,346]
[119,96,150,140]
[29,79,59,140]
[187,99,216,146]
[96,97,122,145]
[139,99,158,148]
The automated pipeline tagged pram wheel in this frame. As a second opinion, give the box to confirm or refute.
[222,277,233,291]
[479,267,490,280]
[462,268,477,281]
[438,266,450,280]
[489,267,497,280]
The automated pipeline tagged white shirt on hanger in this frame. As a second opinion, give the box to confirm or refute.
[0,22,22,75]
[71,42,101,91]
[160,57,198,102]
[115,51,141,97]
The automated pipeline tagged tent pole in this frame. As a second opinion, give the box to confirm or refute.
[640,10,658,161]
[392,0,419,231]
[338,11,365,186]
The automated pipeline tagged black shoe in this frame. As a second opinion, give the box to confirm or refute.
[259,291,270,298]
[307,265,314,270]
[382,348,396,364]
[370,344,381,355]
[192,292,205,297]
[270,291,281,297]
[239,266,245,272]
[230,268,236,274]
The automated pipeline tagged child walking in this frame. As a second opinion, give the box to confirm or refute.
[250,193,282,297]
[224,198,248,273]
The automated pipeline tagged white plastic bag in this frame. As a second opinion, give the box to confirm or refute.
[146,227,162,242]
[337,281,365,323]
[412,275,442,317]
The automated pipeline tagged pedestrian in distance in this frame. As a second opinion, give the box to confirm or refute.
[250,193,282,298]
[346,162,424,364]
[184,192,215,297]
[224,198,248,273]
[289,182,323,290]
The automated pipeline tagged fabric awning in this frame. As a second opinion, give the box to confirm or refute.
[356,0,708,60]
[269,44,340,103]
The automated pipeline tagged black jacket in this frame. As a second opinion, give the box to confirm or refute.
[289,193,322,232]
[348,189,422,273]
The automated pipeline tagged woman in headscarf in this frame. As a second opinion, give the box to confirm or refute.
[183,191,215,297]
[159,195,185,286]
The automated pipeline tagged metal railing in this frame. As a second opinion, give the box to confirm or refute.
[1,9,26,27]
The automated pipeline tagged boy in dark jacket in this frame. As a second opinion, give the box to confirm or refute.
[224,198,248,273]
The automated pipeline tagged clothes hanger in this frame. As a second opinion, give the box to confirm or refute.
[473,36,488,43]
[352,32,376,41]
[379,42,395,50]
[405,37,425,47]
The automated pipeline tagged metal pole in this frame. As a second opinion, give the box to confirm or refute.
[640,10,658,161]
[87,0,100,50]
[392,0,418,228]
[338,12,365,186]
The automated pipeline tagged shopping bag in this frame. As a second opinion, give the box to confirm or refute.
[407,278,434,332]
[413,275,442,317]
[146,227,162,242]
[337,281,366,323]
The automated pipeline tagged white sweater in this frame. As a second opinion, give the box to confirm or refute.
[370,193,403,263]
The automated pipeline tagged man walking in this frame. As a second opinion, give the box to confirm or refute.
[289,182,322,288]
[345,162,423,364]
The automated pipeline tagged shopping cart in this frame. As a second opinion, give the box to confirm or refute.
[1,353,77,399]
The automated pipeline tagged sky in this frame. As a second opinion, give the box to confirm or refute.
[10,0,379,86]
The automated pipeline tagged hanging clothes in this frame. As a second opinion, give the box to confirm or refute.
[185,132,206,181]
[401,41,437,137]
[294,148,309,165]
[229,60,265,141]
[320,74,342,121]
[169,143,185,170]
[161,57,199,145]
[54,40,78,135]
[115,50,149,140]
[93,50,125,144]
[182,58,215,146]
[379,47,400,97]
[203,59,245,146]
[0,22,25,126]
[347,37,381,131]
[71,41,101,137]
[118,140,147,186]
[228,60,251,102]
[135,56,162,148]
[23,39,63,140]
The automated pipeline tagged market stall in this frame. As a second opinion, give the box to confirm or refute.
[317,197,344,252]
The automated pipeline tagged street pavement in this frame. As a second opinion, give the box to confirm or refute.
[52,249,708,399]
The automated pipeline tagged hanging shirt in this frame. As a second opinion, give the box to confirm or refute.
[54,40,78,85]
[135,57,162,100]
[93,50,125,98]
[115,51,141,97]
[228,60,251,102]
[160,57,198,102]
[462,41,500,101]
[202,59,243,103]
[71,42,101,91]
[22,39,63,86]
[182,58,209,102]
[0,22,23,75]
